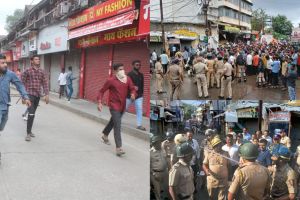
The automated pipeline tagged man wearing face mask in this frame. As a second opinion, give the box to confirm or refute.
[169,142,195,200]
[0,54,31,160]
[125,60,146,131]
[97,63,136,156]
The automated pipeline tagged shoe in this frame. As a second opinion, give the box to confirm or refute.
[25,135,31,142]
[204,96,210,99]
[226,97,232,100]
[101,135,111,145]
[116,148,126,157]
[23,116,28,121]
[198,96,203,99]
[219,96,225,99]
[137,126,146,131]
[29,133,35,137]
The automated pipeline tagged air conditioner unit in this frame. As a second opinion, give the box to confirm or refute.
[60,1,71,14]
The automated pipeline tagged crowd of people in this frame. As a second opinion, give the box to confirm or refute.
[151,41,300,100]
[150,127,300,200]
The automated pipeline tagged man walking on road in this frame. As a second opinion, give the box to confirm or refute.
[219,57,234,100]
[166,59,183,101]
[21,55,49,142]
[98,63,136,156]
[58,68,67,99]
[126,60,146,131]
[193,57,209,98]
[66,66,76,102]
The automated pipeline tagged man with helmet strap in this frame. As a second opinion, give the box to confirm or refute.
[269,146,297,200]
[169,142,195,200]
[150,135,168,200]
[162,131,176,170]
[228,143,271,200]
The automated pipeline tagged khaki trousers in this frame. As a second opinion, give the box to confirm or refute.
[215,70,223,88]
[207,185,227,200]
[196,74,209,97]
[220,76,232,98]
[169,80,181,101]
[156,74,163,92]
[151,171,168,200]
[206,70,215,88]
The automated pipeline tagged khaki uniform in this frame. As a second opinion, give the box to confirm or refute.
[206,60,216,88]
[203,150,230,200]
[155,62,164,92]
[280,136,291,149]
[194,62,209,97]
[150,147,168,200]
[228,162,271,200]
[169,159,195,200]
[270,164,297,199]
[220,62,233,98]
[215,61,224,88]
[167,64,182,101]
[161,140,176,170]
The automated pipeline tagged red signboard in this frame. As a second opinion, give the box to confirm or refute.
[69,10,136,40]
[269,111,290,122]
[138,0,150,36]
[68,0,135,30]
[13,41,22,61]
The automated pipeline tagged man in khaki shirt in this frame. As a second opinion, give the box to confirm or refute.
[228,143,271,200]
[219,57,234,100]
[193,57,209,98]
[206,54,216,88]
[280,130,291,149]
[203,137,230,200]
[150,135,168,200]
[155,57,164,93]
[269,146,297,200]
[167,59,183,101]
[161,131,176,170]
[215,56,224,88]
[169,142,195,200]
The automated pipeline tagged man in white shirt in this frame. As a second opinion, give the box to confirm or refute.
[187,131,200,177]
[222,134,239,179]
[58,68,68,99]
[151,50,157,64]
[262,130,272,146]
[246,52,253,76]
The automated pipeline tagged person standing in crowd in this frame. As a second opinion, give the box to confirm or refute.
[236,51,246,82]
[186,131,200,182]
[150,135,168,200]
[193,57,209,98]
[219,57,234,100]
[203,137,230,200]
[126,60,146,131]
[0,53,31,133]
[21,55,49,142]
[97,63,136,156]
[242,128,251,141]
[236,133,243,146]
[215,55,224,88]
[292,49,300,77]
[228,143,271,200]
[57,68,68,99]
[161,131,176,170]
[257,55,266,87]
[183,47,189,65]
[266,55,273,85]
[155,57,164,94]
[169,142,195,200]
[262,130,273,146]
[280,129,291,149]
[257,139,272,168]
[252,51,260,75]
[287,63,298,101]
[271,56,281,88]
[160,50,169,74]
[222,134,239,180]
[66,66,76,102]
[269,146,297,200]
[166,59,183,101]
[206,54,216,88]
[246,51,253,76]
[281,57,288,91]
[151,50,157,65]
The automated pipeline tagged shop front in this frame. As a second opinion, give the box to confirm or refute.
[68,0,150,116]
[236,107,258,134]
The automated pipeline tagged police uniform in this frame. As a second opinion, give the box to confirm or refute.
[155,61,164,93]
[167,64,183,101]
[280,136,291,149]
[150,146,168,200]
[194,61,209,98]
[206,59,216,88]
[215,60,224,88]
[220,62,233,99]
[169,159,195,200]
[270,163,297,199]
[228,162,271,200]
[203,150,230,200]
[161,139,176,170]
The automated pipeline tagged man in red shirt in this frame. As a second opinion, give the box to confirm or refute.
[252,51,260,75]
[97,63,136,156]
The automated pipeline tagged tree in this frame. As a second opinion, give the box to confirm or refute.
[272,15,293,36]
[251,8,269,32]
[5,9,24,32]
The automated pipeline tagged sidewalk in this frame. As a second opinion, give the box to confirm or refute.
[11,88,150,141]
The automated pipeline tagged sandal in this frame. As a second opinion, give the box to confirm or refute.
[116,149,126,156]
[101,136,111,145]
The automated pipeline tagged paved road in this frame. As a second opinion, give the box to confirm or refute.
[0,97,149,200]
[151,72,300,100]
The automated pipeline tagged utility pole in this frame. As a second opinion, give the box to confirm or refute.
[258,100,263,131]
[159,0,166,52]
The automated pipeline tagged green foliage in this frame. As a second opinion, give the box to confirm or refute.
[272,15,293,36]
[251,9,269,31]
[5,9,24,32]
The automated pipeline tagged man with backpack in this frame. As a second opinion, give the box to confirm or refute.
[236,51,246,82]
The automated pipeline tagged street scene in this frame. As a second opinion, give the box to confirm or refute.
[150,0,300,100]
[0,0,150,199]
[150,100,300,200]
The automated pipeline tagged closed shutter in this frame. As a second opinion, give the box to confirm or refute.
[84,46,110,102]
[113,41,150,116]
[50,53,62,93]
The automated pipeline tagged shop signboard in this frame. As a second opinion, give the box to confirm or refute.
[138,0,150,36]
[237,107,258,118]
[269,111,290,122]
[21,40,29,58]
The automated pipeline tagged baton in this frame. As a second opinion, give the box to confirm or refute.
[200,145,240,165]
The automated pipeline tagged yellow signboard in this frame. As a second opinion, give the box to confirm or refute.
[173,29,198,38]
[224,26,240,33]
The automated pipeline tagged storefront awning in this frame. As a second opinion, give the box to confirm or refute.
[68,11,136,40]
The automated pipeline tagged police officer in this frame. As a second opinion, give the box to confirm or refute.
[206,53,216,88]
[169,142,195,200]
[203,137,230,200]
[162,131,176,170]
[228,143,271,200]
[269,146,297,200]
[193,57,209,98]
[166,59,184,101]
[215,55,224,89]
[219,57,234,100]
[150,135,168,200]
[171,133,188,166]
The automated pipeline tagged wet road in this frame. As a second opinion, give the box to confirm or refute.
[151,72,300,100]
